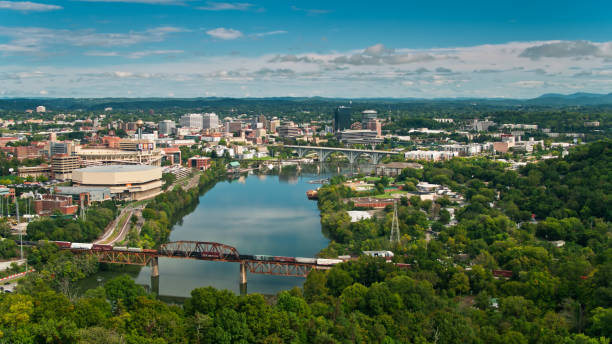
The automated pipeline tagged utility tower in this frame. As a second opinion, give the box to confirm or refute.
[390,201,401,245]
[80,197,86,221]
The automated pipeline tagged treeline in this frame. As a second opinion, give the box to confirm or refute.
[135,162,225,248]
[3,253,611,343]
[26,201,117,242]
[312,140,612,343]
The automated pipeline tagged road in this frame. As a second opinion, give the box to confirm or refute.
[95,205,143,245]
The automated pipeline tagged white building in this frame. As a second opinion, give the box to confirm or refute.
[158,120,176,135]
[404,150,459,161]
[202,113,219,129]
[36,105,46,113]
[179,113,203,130]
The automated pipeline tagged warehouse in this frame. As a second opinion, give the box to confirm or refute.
[71,165,162,201]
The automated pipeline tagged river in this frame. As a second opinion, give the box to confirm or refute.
[77,163,373,299]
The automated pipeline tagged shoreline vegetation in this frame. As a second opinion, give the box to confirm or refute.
[1,141,611,343]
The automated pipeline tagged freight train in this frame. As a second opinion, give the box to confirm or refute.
[17,240,348,267]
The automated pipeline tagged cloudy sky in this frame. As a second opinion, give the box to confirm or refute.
[0,0,611,98]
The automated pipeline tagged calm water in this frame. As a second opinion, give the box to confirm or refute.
[78,164,373,298]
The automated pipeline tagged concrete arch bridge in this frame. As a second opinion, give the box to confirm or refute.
[284,145,397,165]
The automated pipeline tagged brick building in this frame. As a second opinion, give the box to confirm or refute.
[34,195,78,216]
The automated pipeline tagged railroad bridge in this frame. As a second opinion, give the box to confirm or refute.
[284,145,397,165]
[71,241,322,287]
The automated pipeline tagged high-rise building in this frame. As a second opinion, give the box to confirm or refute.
[277,125,301,138]
[179,113,203,129]
[258,114,268,128]
[158,120,176,135]
[51,154,81,180]
[202,113,219,129]
[362,109,377,121]
[334,106,352,131]
[49,141,75,156]
[269,119,280,133]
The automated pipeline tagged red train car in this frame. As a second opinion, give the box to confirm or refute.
[142,249,158,254]
[395,263,412,269]
[54,241,71,248]
[492,269,513,278]
[273,256,296,263]
[92,244,113,251]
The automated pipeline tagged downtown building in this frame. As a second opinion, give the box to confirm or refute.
[202,113,219,130]
[158,120,176,135]
[179,113,203,130]
[334,106,352,132]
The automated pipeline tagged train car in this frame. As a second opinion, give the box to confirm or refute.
[395,263,411,269]
[92,244,113,251]
[272,256,296,263]
[70,243,93,250]
[295,257,317,264]
[113,246,128,251]
[363,251,394,260]
[142,249,158,254]
[239,254,255,260]
[200,251,221,258]
[54,241,72,248]
[254,255,273,261]
[127,247,143,253]
[316,258,343,266]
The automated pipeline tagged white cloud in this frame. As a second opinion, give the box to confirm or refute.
[39,89,48,95]
[0,1,62,11]
[197,2,252,10]
[74,0,188,4]
[250,30,287,38]
[206,27,243,40]
[512,80,544,88]
[84,50,183,58]
[3,39,612,98]
[0,26,186,54]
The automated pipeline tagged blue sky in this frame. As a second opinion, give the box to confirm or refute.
[0,0,611,98]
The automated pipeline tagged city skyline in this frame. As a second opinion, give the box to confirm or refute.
[1,0,611,98]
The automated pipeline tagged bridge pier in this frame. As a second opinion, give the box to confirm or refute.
[150,275,159,296]
[240,262,247,284]
[239,262,247,295]
[151,257,159,277]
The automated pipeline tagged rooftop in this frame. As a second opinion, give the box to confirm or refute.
[74,165,160,173]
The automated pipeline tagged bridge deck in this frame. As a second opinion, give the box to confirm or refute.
[284,145,397,154]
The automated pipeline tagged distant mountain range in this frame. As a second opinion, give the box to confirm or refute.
[1,92,611,111]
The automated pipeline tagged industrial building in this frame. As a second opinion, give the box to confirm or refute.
[72,165,163,201]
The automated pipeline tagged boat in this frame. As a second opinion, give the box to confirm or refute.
[306,190,318,200]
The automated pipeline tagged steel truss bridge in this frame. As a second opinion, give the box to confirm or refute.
[284,145,398,165]
[70,241,324,284]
